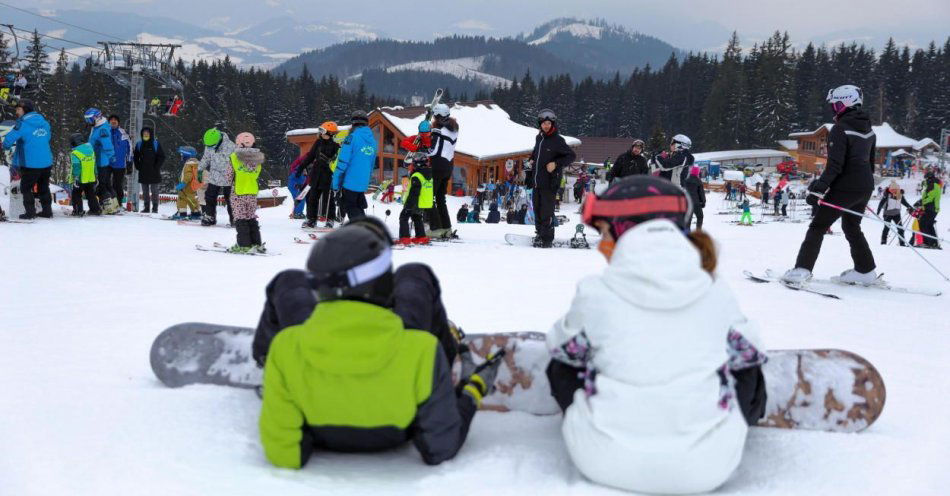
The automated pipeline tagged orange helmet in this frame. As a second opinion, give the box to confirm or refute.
[320,121,339,133]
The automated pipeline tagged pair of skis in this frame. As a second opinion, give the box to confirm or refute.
[195,242,279,256]
[744,269,941,299]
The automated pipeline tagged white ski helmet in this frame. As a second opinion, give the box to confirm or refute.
[671,134,692,151]
[432,103,450,118]
[827,85,863,114]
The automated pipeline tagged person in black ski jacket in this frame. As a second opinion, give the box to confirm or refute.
[529,109,576,247]
[299,125,341,228]
[133,127,166,213]
[486,201,501,223]
[783,85,877,285]
[651,134,694,186]
[607,139,649,182]
[456,204,469,223]
[683,166,706,231]
[876,181,913,246]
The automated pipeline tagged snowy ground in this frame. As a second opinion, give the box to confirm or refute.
[2,179,948,495]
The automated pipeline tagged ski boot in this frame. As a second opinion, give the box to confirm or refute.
[189,212,202,221]
[835,269,878,286]
[170,211,188,220]
[19,213,36,220]
[781,267,813,284]
[396,237,413,246]
[71,210,85,217]
[226,245,253,254]
[301,220,316,229]
[411,236,431,245]
[201,214,216,226]
[251,244,267,254]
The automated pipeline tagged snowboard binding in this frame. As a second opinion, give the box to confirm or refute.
[570,224,590,249]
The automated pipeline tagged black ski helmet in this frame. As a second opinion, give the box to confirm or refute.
[537,109,556,127]
[582,175,692,238]
[351,109,369,125]
[306,219,394,306]
[69,133,86,148]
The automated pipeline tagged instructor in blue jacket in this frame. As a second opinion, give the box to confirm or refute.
[2,99,53,219]
[331,109,377,221]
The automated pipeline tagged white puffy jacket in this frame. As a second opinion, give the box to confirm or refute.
[199,134,236,187]
[547,219,764,495]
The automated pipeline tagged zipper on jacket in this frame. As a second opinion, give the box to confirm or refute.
[534,134,545,186]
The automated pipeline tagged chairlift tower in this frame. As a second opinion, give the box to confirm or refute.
[940,128,949,169]
[92,42,184,211]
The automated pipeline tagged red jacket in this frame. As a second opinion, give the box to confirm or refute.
[400,133,432,152]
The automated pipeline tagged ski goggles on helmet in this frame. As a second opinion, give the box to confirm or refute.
[631,139,645,148]
[582,190,692,238]
[829,101,848,116]
[537,109,556,125]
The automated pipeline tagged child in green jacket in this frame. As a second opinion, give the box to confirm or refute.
[68,133,101,216]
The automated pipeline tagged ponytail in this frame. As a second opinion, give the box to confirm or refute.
[687,230,718,274]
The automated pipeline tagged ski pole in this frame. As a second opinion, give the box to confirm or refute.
[863,205,950,282]
[808,191,949,245]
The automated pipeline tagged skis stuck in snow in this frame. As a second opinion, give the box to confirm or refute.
[150,323,886,433]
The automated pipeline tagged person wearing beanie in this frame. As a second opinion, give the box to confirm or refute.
[255,219,501,468]
[549,175,766,494]
[683,165,706,231]
[133,126,166,213]
[2,99,53,219]
[224,132,265,253]
[875,180,913,246]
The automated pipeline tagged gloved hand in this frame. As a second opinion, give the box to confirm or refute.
[806,180,828,207]
[175,182,186,192]
[459,348,505,406]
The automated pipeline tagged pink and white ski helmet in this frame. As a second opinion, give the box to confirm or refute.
[236,132,255,148]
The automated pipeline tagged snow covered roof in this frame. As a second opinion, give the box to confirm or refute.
[789,124,833,137]
[891,149,914,157]
[285,124,351,137]
[914,137,940,152]
[379,102,581,160]
[873,123,918,149]
[776,140,798,151]
[693,149,790,162]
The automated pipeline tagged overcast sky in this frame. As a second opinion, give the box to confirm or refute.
[23,0,950,50]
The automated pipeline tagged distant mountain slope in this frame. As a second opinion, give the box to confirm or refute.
[522,18,685,73]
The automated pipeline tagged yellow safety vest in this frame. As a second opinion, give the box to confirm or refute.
[329,129,350,172]
[406,172,433,209]
[71,147,97,184]
[230,153,261,196]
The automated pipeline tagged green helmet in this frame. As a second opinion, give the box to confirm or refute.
[203,128,222,147]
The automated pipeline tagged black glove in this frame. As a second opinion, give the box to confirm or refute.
[806,180,828,207]
[459,348,505,406]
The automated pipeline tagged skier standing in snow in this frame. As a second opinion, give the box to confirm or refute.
[529,109,576,248]
[132,126,166,214]
[225,133,265,253]
[607,139,649,183]
[397,152,434,245]
[199,127,236,226]
[172,146,202,220]
[547,175,766,494]
[918,172,941,248]
[783,85,878,284]
[108,115,132,206]
[876,181,912,246]
[427,104,459,239]
[85,108,118,214]
[650,134,694,186]
[68,133,100,216]
[332,110,376,221]
[256,219,501,467]
[2,99,53,219]
[683,165,706,230]
[299,121,340,228]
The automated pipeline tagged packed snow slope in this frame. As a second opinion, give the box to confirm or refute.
[2,179,949,495]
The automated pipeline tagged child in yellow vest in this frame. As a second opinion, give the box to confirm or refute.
[172,146,201,220]
[68,133,101,216]
[226,132,265,253]
[398,153,434,245]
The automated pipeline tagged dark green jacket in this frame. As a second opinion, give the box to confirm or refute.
[259,300,475,468]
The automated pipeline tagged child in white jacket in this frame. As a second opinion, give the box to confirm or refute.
[548,175,767,494]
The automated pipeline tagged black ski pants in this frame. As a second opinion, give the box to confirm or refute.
[71,183,100,214]
[20,167,52,216]
[429,169,452,231]
[96,167,114,203]
[339,189,366,222]
[112,168,126,204]
[919,208,938,247]
[399,208,426,238]
[794,189,876,273]
[307,188,335,222]
[688,208,704,231]
[545,360,767,425]
[533,188,556,245]
[204,184,233,224]
[252,263,456,367]
[881,213,906,246]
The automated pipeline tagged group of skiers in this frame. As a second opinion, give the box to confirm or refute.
[0,70,27,103]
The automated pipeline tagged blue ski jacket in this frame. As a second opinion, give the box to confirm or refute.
[88,121,115,167]
[332,125,377,193]
[110,126,132,169]
[2,111,52,169]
